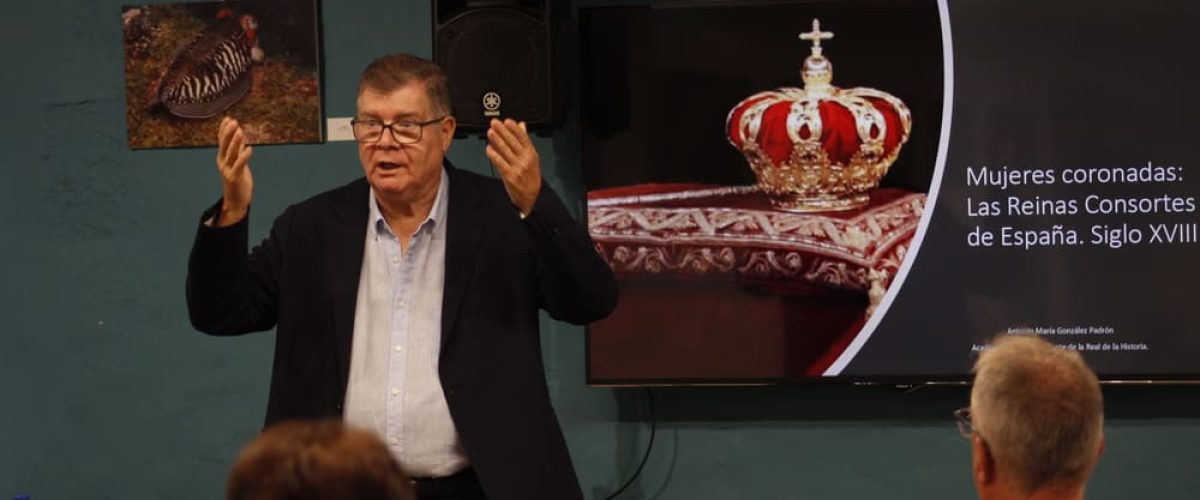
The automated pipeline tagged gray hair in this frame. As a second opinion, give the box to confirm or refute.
[358,53,452,117]
[971,334,1104,494]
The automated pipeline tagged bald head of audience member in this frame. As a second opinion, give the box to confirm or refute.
[226,419,415,500]
[966,335,1104,500]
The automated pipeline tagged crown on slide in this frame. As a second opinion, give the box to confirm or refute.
[726,19,912,212]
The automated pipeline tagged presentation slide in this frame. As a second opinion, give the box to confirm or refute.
[580,0,1200,383]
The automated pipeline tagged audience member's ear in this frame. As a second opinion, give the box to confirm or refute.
[972,435,995,486]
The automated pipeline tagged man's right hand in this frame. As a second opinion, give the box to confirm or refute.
[215,116,254,227]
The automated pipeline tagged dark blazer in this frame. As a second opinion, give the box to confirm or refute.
[187,164,618,500]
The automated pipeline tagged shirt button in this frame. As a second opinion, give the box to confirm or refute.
[389,437,399,445]
[391,388,400,396]
[397,300,406,308]
[394,345,403,352]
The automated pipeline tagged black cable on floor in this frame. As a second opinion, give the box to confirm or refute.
[604,388,656,500]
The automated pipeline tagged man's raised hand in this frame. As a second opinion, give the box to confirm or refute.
[485,118,542,217]
[215,116,254,227]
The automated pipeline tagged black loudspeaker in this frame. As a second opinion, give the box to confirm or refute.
[433,0,564,134]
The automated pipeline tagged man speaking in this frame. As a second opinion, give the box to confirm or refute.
[187,53,618,500]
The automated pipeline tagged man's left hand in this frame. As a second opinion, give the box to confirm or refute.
[485,118,542,216]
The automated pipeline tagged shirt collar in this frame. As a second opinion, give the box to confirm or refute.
[368,168,450,239]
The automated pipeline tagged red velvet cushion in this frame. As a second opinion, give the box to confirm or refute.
[588,184,924,294]
[586,184,925,383]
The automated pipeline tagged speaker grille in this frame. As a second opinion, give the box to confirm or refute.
[436,8,554,131]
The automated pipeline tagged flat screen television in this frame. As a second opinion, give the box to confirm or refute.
[579,0,1200,385]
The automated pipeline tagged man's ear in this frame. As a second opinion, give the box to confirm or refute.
[440,115,457,152]
[1097,436,1106,459]
[972,435,995,486]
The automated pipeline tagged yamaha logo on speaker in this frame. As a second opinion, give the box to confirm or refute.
[482,91,501,117]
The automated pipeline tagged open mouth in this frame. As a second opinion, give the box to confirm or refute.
[377,161,403,170]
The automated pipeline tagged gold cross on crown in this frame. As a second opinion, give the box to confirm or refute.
[799,19,834,56]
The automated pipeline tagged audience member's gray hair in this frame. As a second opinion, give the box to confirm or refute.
[971,334,1103,494]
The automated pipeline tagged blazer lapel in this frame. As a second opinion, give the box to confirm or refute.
[441,165,489,350]
[328,179,370,393]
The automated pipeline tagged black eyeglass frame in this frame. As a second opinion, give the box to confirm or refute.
[954,407,975,438]
[350,115,448,144]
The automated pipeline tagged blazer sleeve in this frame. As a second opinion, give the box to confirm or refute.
[521,185,619,325]
[185,201,287,335]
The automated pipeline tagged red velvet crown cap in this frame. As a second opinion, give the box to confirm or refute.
[726,19,912,212]
[727,94,905,167]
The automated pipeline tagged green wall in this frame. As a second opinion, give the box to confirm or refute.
[2,1,1198,498]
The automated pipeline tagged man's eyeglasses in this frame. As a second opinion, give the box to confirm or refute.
[351,116,447,144]
[954,407,975,438]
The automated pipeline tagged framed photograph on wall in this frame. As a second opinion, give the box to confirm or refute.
[121,0,322,149]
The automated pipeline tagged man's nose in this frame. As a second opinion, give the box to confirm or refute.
[375,125,403,147]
